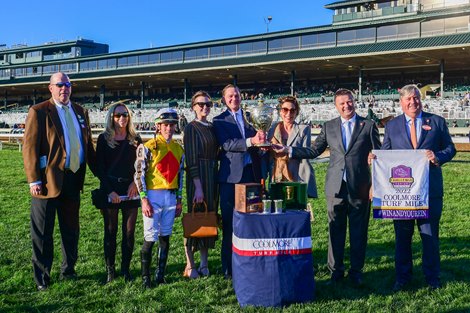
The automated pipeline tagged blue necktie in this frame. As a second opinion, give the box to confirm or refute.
[343,120,352,150]
[235,112,252,166]
[343,120,352,181]
[235,112,245,138]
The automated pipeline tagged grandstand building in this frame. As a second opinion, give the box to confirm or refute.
[1,0,470,118]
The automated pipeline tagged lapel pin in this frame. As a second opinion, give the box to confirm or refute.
[422,125,431,131]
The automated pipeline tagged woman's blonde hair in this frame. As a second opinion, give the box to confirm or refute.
[103,102,139,148]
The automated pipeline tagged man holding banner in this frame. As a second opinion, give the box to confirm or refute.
[379,84,456,291]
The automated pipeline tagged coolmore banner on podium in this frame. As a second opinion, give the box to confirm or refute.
[372,149,429,219]
[232,211,315,307]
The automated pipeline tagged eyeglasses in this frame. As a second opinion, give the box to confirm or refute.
[53,82,72,88]
[114,112,129,118]
[281,107,296,114]
[194,102,213,108]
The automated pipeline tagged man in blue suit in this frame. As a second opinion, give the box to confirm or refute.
[213,84,266,279]
[381,84,456,291]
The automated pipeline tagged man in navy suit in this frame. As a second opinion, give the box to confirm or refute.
[213,84,266,279]
[381,84,456,291]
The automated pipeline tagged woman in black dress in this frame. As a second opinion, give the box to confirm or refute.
[96,103,141,283]
[183,91,219,279]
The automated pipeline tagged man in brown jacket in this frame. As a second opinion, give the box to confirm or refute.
[23,72,96,291]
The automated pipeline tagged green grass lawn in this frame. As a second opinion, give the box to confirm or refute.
[0,149,469,312]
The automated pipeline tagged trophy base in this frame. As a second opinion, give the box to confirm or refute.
[255,143,272,148]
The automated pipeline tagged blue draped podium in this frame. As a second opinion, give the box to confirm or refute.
[232,210,315,307]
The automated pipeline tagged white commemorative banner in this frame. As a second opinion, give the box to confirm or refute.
[372,149,429,219]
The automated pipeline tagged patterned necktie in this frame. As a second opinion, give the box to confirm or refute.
[410,118,418,149]
[63,105,80,172]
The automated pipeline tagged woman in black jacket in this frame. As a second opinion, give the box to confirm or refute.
[96,103,141,283]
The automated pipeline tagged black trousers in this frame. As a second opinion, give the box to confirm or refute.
[102,206,138,270]
[326,181,370,279]
[30,168,83,287]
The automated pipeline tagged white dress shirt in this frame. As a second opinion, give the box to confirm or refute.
[54,100,85,169]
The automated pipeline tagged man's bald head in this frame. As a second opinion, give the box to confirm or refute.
[48,72,72,104]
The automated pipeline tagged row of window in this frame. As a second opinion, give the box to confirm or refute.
[334,0,469,15]
[0,47,79,65]
[421,0,470,10]
[335,0,406,15]
[1,16,469,79]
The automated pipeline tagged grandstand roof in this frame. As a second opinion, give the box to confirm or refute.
[2,4,468,64]
[3,31,470,96]
[325,0,378,9]
[2,3,470,102]
[0,39,108,54]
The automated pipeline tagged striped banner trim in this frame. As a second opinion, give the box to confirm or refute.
[232,234,312,257]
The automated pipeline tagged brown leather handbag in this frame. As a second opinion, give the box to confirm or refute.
[182,202,218,238]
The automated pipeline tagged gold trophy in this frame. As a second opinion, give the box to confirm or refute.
[250,98,274,147]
